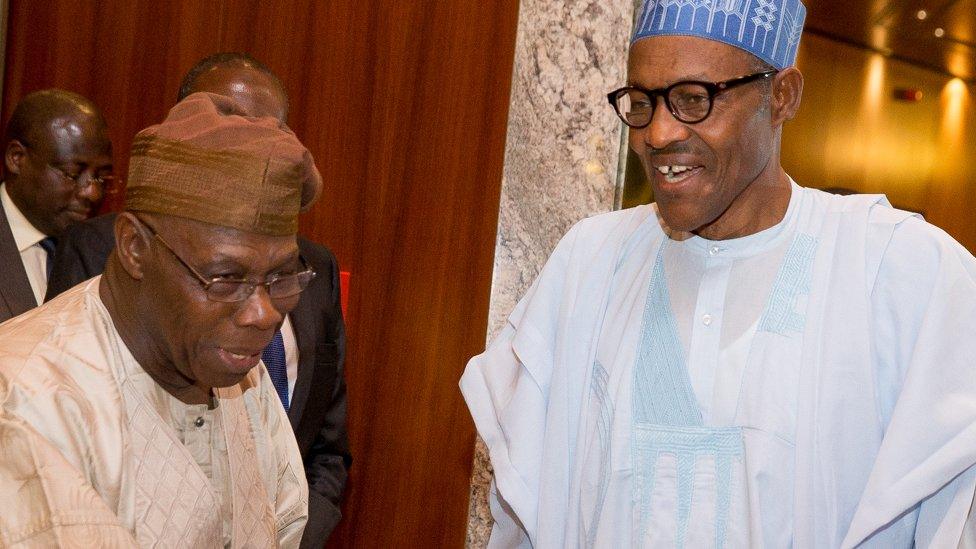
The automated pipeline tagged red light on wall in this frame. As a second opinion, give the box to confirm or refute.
[340,271,350,319]
[893,88,924,102]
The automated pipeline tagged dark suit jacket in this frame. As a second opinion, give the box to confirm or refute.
[47,213,351,546]
[0,201,38,323]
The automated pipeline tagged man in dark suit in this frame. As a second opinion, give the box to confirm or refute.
[0,89,112,323]
[46,53,350,547]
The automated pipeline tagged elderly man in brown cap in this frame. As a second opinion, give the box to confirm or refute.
[45,53,350,548]
[0,92,317,547]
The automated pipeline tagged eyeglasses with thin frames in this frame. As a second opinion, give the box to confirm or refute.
[134,216,317,303]
[49,164,119,192]
[607,70,778,127]
[20,139,118,191]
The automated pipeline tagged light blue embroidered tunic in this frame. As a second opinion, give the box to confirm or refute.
[582,185,814,547]
[462,182,976,548]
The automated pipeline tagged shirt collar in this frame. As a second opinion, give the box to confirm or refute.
[670,178,804,258]
[0,182,47,252]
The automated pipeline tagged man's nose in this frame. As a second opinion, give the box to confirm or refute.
[76,174,104,204]
[234,285,284,331]
[640,96,693,151]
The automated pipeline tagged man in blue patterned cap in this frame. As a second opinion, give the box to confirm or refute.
[461,0,976,546]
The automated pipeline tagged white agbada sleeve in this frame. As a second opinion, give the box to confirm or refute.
[844,215,976,547]
[461,207,656,548]
[461,229,577,548]
[0,412,138,547]
[962,494,976,548]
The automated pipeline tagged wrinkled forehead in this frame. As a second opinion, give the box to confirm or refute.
[155,213,300,264]
[627,36,760,85]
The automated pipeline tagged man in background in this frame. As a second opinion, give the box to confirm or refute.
[177,51,289,122]
[47,53,349,546]
[0,89,111,322]
[462,0,976,546]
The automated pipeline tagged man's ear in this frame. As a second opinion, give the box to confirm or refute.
[5,139,27,176]
[770,67,803,126]
[113,213,152,280]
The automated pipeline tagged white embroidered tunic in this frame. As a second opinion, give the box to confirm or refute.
[462,183,976,548]
[0,278,308,548]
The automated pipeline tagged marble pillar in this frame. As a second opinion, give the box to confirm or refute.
[465,1,635,546]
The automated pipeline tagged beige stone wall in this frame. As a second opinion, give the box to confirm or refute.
[465,1,635,546]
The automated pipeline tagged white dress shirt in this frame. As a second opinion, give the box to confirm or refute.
[281,314,299,402]
[0,183,50,305]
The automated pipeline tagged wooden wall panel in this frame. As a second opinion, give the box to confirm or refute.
[781,33,976,252]
[2,1,520,547]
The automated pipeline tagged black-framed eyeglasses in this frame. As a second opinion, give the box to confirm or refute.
[607,70,778,126]
[135,216,317,303]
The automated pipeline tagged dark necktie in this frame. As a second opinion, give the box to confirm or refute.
[262,329,290,411]
[38,236,57,282]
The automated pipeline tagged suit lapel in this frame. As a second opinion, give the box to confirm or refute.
[287,298,316,429]
[0,202,38,320]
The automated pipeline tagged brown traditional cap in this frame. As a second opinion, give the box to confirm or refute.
[124,92,321,236]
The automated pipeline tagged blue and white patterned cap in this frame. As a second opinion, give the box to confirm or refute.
[632,0,806,70]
